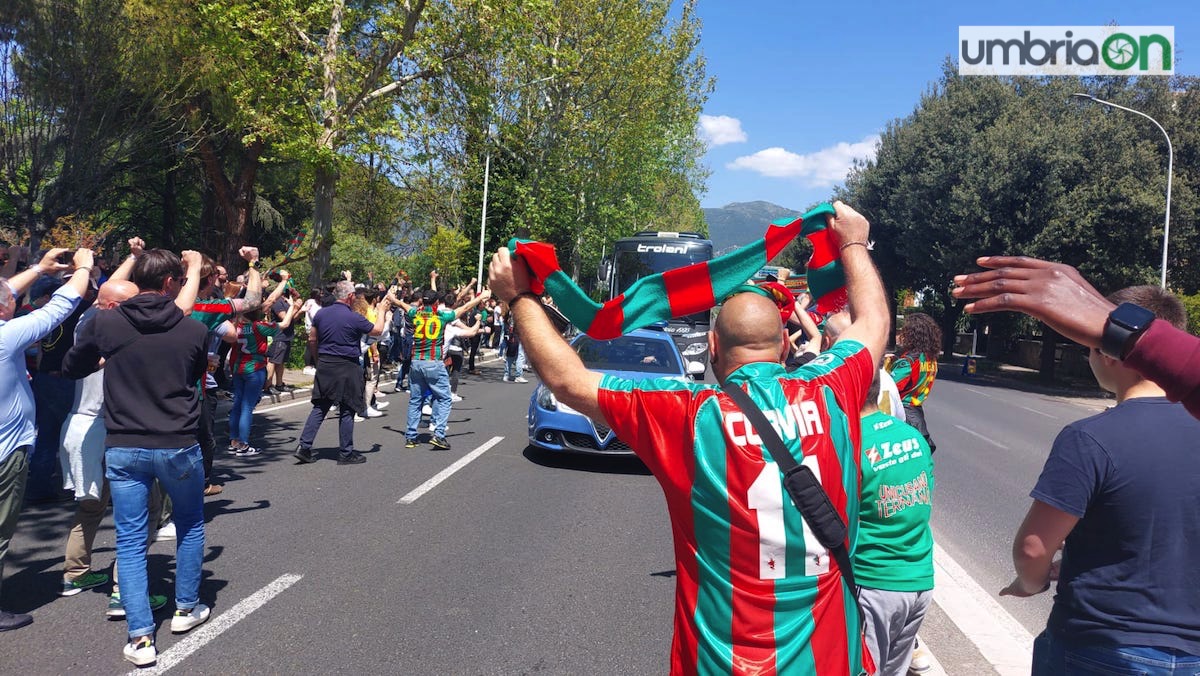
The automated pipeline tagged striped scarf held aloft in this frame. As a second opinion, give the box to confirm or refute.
[508,202,847,339]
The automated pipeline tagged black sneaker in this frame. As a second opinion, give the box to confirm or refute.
[0,609,32,632]
[430,436,451,450]
[293,445,316,464]
[337,451,367,465]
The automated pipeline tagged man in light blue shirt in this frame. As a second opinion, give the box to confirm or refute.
[0,246,93,632]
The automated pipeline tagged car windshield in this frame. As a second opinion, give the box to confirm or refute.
[574,335,682,375]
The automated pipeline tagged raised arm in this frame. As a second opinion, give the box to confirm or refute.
[108,237,145,283]
[829,201,890,367]
[240,246,264,308]
[386,286,412,312]
[175,250,203,312]
[489,248,603,422]
[6,247,72,297]
[368,298,389,337]
[259,270,290,313]
[453,289,490,319]
[277,299,299,329]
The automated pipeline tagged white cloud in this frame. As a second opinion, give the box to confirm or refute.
[698,114,747,146]
[726,135,880,187]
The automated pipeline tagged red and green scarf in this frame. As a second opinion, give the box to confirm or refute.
[509,202,847,339]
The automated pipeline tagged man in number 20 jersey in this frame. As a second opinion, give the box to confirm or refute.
[488,200,890,675]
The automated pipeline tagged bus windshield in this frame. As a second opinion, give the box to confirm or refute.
[614,246,712,325]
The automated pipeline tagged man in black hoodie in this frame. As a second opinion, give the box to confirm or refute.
[63,249,209,667]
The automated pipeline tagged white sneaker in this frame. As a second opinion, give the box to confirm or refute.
[375,391,387,399]
[451,394,463,402]
[154,522,177,542]
[374,400,390,410]
[909,638,932,673]
[354,415,365,422]
[302,366,316,376]
[514,377,529,383]
[365,407,384,418]
[171,603,211,633]
[422,404,432,416]
[123,636,156,666]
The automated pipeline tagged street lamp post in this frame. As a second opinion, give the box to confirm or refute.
[1072,93,1173,288]
[475,75,559,289]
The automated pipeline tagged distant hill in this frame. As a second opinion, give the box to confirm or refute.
[703,201,800,255]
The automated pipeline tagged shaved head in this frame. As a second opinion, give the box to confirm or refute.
[821,310,851,351]
[710,291,789,382]
[97,279,138,309]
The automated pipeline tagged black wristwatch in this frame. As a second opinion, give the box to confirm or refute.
[1100,302,1156,360]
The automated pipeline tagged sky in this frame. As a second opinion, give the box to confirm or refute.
[693,0,1200,210]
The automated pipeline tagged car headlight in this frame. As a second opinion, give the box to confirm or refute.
[536,386,557,411]
[681,342,707,356]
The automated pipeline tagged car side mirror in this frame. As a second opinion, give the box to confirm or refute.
[687,361,705,376]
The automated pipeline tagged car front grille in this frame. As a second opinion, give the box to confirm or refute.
[562,431,631,452]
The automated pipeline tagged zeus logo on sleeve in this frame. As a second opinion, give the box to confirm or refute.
[723,401,825,446]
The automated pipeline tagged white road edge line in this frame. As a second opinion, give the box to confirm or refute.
[953,424,1010,450]
[932,543,1033,676]
[256,399,313,415]
[1017,404,1058,419]
[398,436,505,504]
[130,573,303,675]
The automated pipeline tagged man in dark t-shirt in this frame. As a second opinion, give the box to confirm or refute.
[1003,285,1200,674]
[293,281,388,466]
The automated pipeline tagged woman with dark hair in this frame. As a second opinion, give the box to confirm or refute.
[222,299,298,456]
[888,312,942,453]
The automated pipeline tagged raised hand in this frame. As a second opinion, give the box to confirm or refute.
[72,248,95,271]
[239,246,260,263]
[38,247,73,273]
[128,237,146,257]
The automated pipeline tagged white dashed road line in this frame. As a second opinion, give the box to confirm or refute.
[1017,404,1058,419]
[398,436,505,504]
[953,424,1010,450]
[130,573,304,675]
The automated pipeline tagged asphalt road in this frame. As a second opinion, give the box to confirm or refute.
[0,357,1111,674]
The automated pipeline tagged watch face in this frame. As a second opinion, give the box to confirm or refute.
[1111,302,1156,331]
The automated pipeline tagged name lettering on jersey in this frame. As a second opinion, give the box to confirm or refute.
[723,401,824,446]
[875,470,931,519]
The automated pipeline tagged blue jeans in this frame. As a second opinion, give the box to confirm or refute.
[406,360,451,439]
[229,370,267,444]
[1033,630,1200,675]
[106,445,206,639]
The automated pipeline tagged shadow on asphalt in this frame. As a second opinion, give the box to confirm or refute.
[2,540,229,616]
[521,445,651,476]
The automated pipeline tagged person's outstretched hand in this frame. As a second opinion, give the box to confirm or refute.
[952,256,1114,349]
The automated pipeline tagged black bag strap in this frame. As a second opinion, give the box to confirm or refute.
[720,381,862,604]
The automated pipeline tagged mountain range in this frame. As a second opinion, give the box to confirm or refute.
[702,201,799,254]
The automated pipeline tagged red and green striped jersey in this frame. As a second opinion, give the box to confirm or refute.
[598,340,874,676]
[888,353,937,406]
[230,321,279,376]
[407,307,457,360]
[191,297,248,331]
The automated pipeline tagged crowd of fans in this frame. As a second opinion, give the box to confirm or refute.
[2,210,1199,672]
[0,240,519,666]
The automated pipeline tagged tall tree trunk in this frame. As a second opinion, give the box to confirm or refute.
[162,161,178,250]
[195,135,263,269]
[309,163,338,289]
